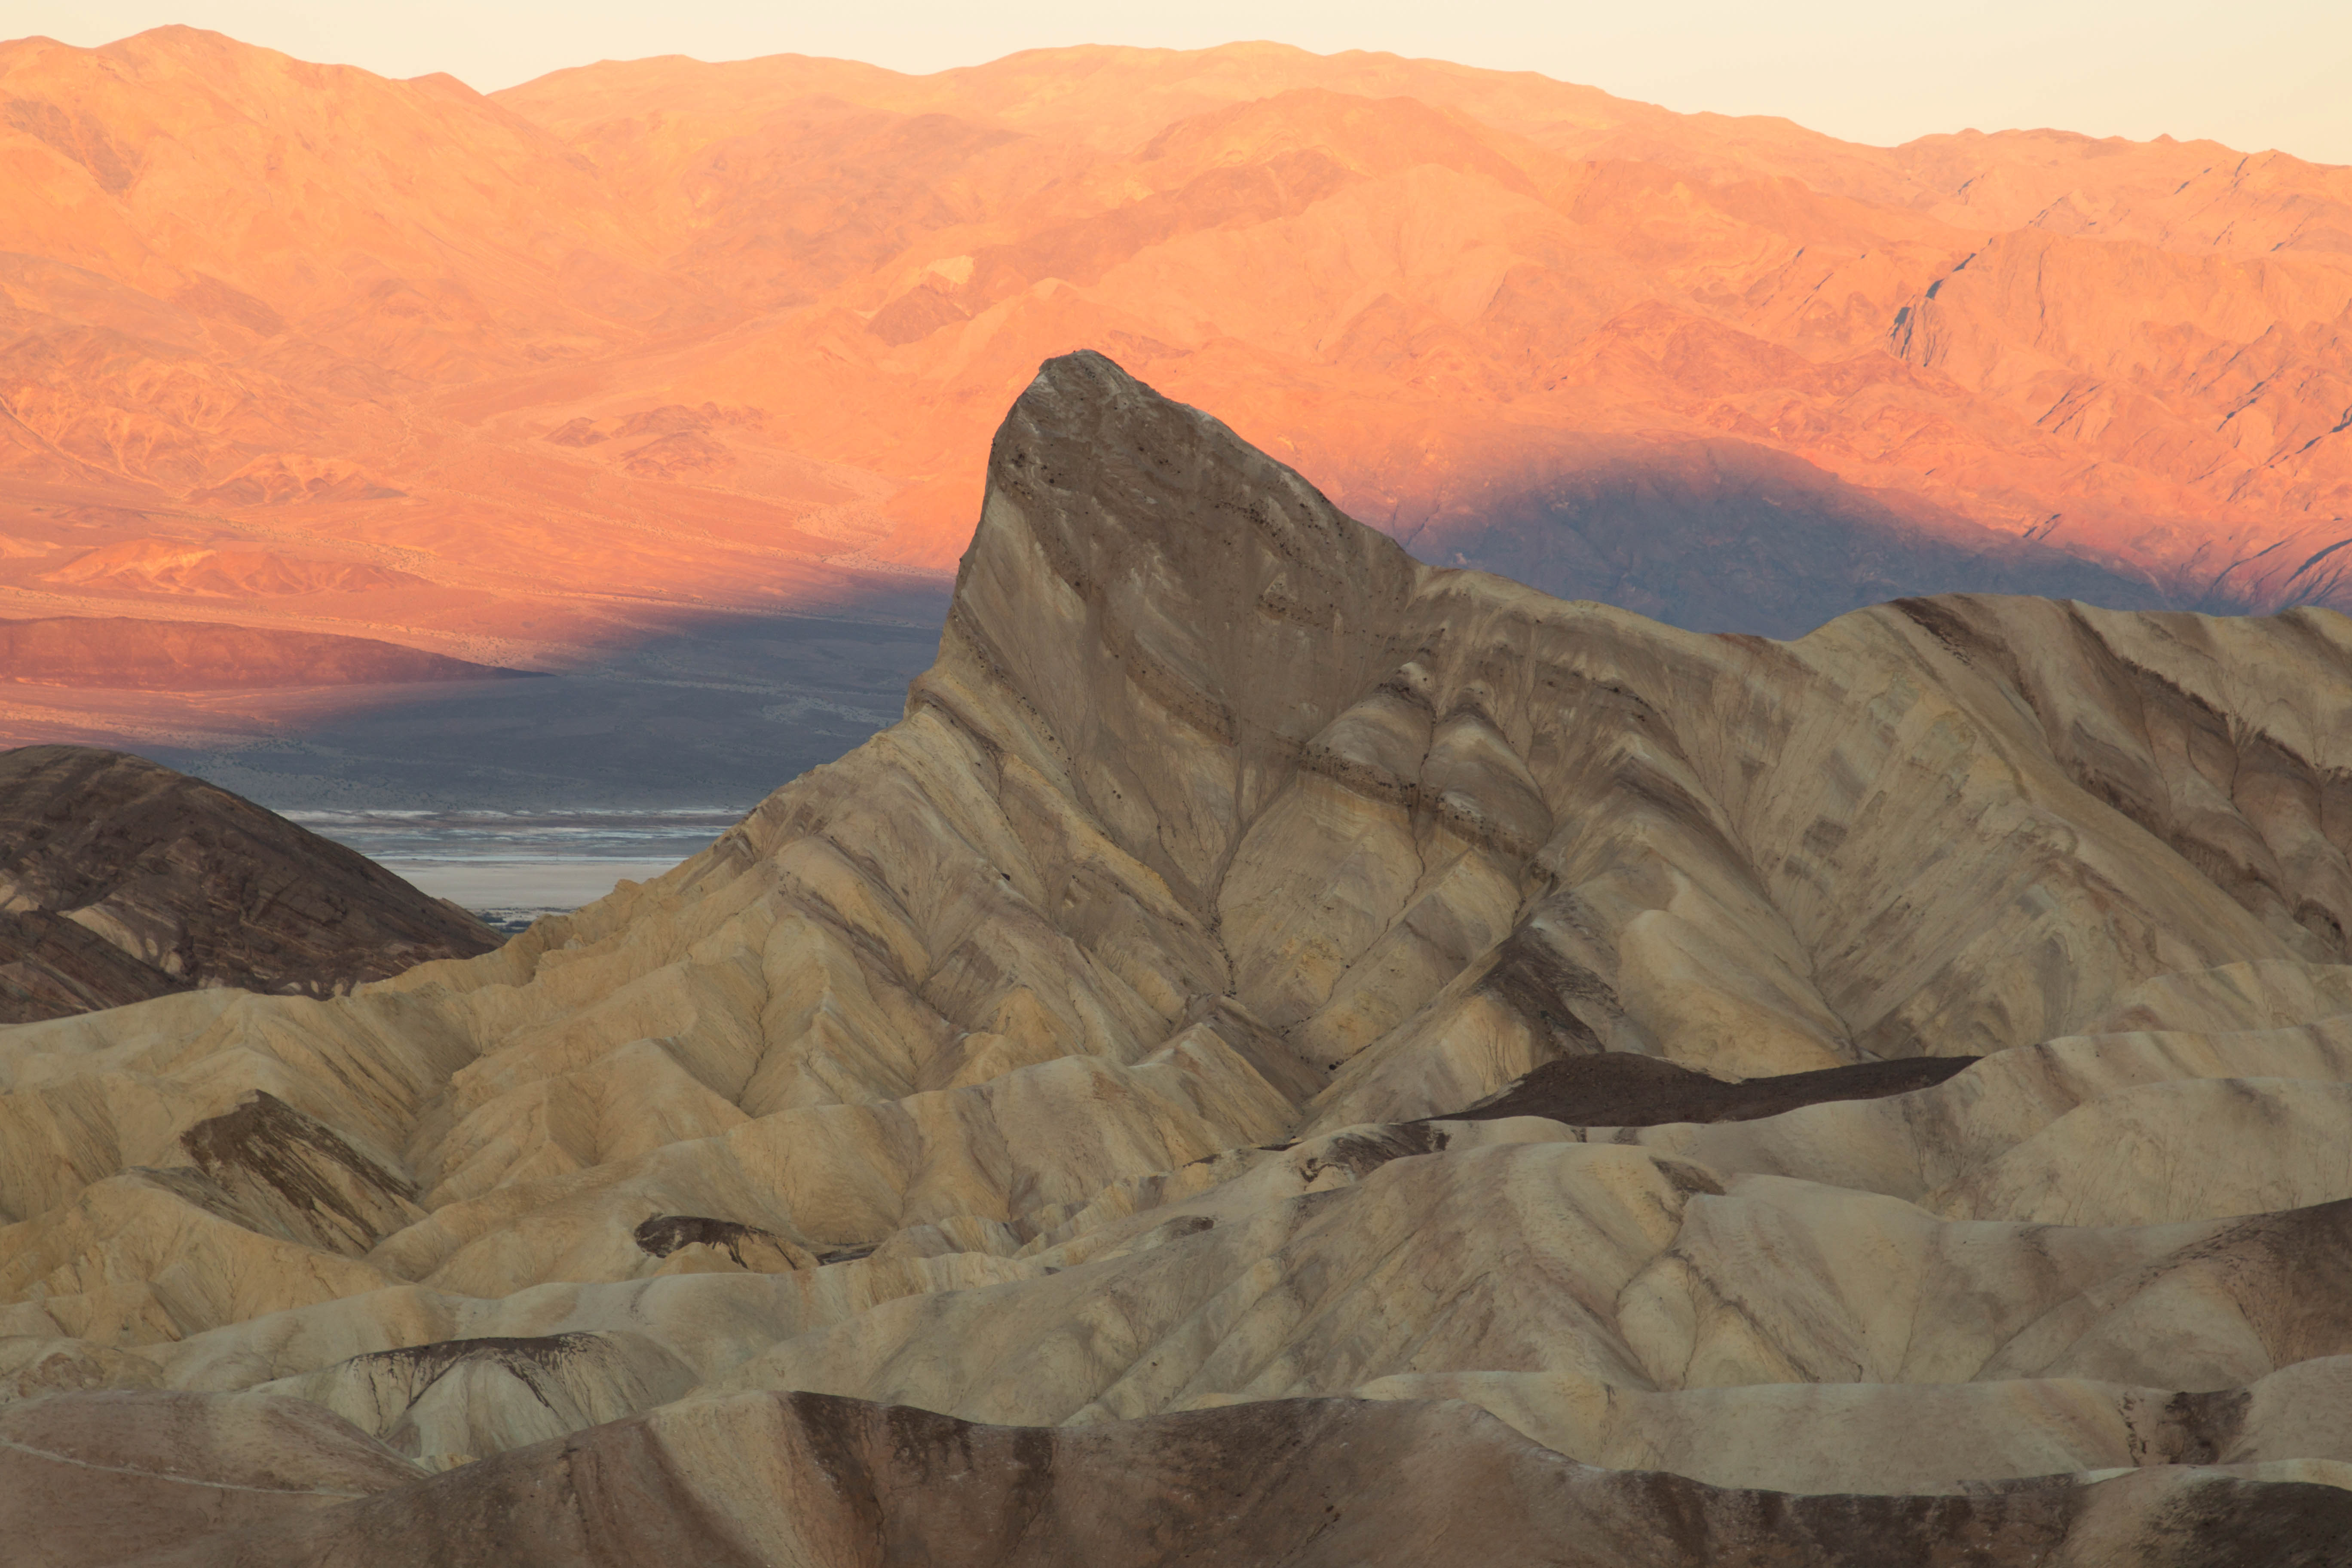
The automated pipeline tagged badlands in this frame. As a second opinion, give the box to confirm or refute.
[3,354,2352,1561]
[0,744,498,1022]
[4,28,2352,799]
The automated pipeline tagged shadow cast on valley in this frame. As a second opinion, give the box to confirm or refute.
[139,595,951,811]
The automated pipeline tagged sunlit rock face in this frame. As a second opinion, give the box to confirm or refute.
[5,355,2352,1564]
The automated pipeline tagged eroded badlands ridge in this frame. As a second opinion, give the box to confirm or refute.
[4,355,2352,1562]
[0,745,499,1022]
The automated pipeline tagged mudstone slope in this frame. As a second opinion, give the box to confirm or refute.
[5,29,2352,796]
[0,744,499,1022]
[4,356,2352,1562]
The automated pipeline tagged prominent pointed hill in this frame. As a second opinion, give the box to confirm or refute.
[4,356,2352,1559]
[5,29,2352,795]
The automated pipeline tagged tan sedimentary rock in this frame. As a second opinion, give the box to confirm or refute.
[5,354,2352,1560]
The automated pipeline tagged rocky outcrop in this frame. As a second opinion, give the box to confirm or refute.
[4,356,2352,1560]
[0,745,499,1020]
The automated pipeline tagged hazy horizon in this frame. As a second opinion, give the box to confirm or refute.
[16,1,2349,165]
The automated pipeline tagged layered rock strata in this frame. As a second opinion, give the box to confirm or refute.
[0,745,499,1020]
[3,355,2352,1562]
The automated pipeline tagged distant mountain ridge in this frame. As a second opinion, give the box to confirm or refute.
[0,26,2347,785]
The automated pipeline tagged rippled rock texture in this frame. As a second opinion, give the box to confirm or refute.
[0,745,499,1021]
[4,355,2352,1563]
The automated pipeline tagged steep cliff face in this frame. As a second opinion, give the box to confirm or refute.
[0,745,499,1021]
[5,358,2352,1562]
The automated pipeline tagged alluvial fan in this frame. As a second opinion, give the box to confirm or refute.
[3,354,2352,1565]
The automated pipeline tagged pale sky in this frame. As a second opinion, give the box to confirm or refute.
[16,0,2352,165]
